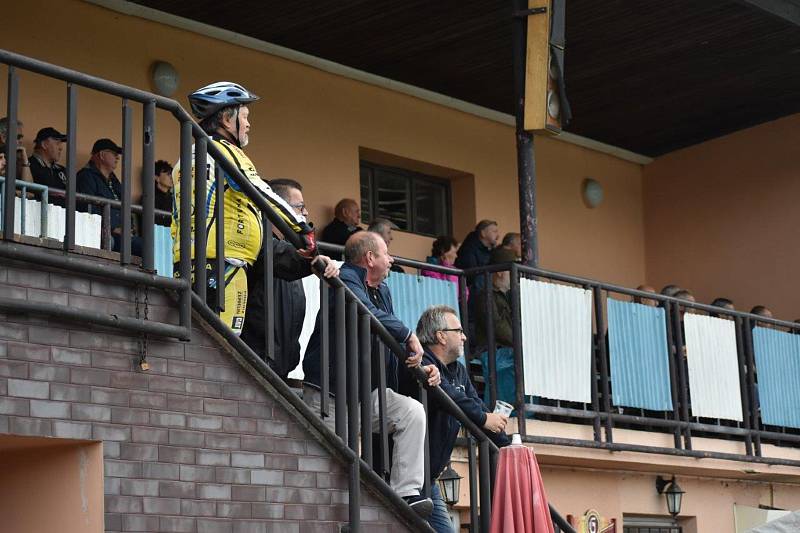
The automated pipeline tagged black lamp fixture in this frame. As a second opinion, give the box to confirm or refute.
[438,463,463,506]
[656,476,685,517]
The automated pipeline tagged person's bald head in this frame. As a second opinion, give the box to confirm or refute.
[634,285,657,307]
[335,198,361,226]
[345,231,393,287]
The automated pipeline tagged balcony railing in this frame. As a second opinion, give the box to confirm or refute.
[0,48,576,533]
[380,256,800,468]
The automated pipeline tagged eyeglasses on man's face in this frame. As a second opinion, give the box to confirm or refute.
[289,202,307,213]
[440,328,464,335]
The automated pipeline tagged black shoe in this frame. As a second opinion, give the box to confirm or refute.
[402,494,433,518]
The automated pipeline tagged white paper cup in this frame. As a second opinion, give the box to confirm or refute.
[494,400,513,417]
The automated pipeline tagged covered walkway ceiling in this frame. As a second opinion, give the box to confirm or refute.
[129,0,800,157]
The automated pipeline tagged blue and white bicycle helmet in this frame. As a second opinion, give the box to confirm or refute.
[188,81,260,121]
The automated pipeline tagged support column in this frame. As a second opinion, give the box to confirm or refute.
[513,0,538,268]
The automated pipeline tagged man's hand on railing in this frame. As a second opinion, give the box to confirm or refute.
[423,364,441,387]
[483,412,509,433]
[404,333,424,367]
[316,255,339,278]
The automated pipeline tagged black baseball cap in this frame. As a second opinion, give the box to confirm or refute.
[34,127,67,145]
[91,138,123,155]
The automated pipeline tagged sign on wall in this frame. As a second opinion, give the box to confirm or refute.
[568,509,617,533]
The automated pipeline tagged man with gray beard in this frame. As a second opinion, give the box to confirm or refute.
[399,305,510,533]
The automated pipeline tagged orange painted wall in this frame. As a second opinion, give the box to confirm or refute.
[643,113,800,319]
[0,437,104,533]
[541,465,800,532]
[1,0,646,287]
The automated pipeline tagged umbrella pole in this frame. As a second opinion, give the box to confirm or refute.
[479,439,492,531]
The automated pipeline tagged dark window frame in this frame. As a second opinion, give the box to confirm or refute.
[360,160,452,238]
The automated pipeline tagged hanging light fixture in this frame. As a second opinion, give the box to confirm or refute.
[656,476,685,517]
[438,463,463,506]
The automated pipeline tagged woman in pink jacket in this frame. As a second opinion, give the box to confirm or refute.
[421,235,460,285]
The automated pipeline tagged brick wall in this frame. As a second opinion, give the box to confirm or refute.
[0,258,415,533]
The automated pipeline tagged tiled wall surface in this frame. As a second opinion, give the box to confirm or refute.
[0,259,413,533]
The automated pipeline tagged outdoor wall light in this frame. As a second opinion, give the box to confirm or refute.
[656,475,685,517]
[151,61,179,97]
[438,463,463,506]
[581,177,604,208]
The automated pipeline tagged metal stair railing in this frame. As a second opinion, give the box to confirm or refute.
[0,48,578,533]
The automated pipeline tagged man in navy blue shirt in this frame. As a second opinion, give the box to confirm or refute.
[400,304,510,532]
[304,231,440,517]
[76,138,142,256]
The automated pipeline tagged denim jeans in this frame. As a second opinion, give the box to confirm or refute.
[428,484,455,533]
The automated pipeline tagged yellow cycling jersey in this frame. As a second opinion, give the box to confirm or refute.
[170,136,307,266]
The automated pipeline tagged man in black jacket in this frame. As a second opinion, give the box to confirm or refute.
[400,304,510,532]
[240,178,338,380]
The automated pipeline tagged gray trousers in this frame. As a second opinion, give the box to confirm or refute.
[304,385,426,498]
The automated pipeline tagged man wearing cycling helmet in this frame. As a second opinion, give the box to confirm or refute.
[172,81,316,334]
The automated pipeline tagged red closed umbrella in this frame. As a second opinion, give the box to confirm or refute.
[490,442,554,533]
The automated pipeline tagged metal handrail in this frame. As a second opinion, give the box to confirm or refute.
[342,250,800,463]
[461,261,800,463]
[1,40,783,527]
[190,291,437,533]
[466,261,799,330]
[314,257,499,446]
[306,254,575,532]
[0,47,572,532]
[0,48,304,252]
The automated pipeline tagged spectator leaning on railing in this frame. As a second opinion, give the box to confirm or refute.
[303,231,440,517]
[29,127,68,206]
[172,81,316,335]
[240,178,338,381]
[399,305,510,533]
[76,138,143,256]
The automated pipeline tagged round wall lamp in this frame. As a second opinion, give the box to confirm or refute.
[151,61,179,97]
[581,177,604,208]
